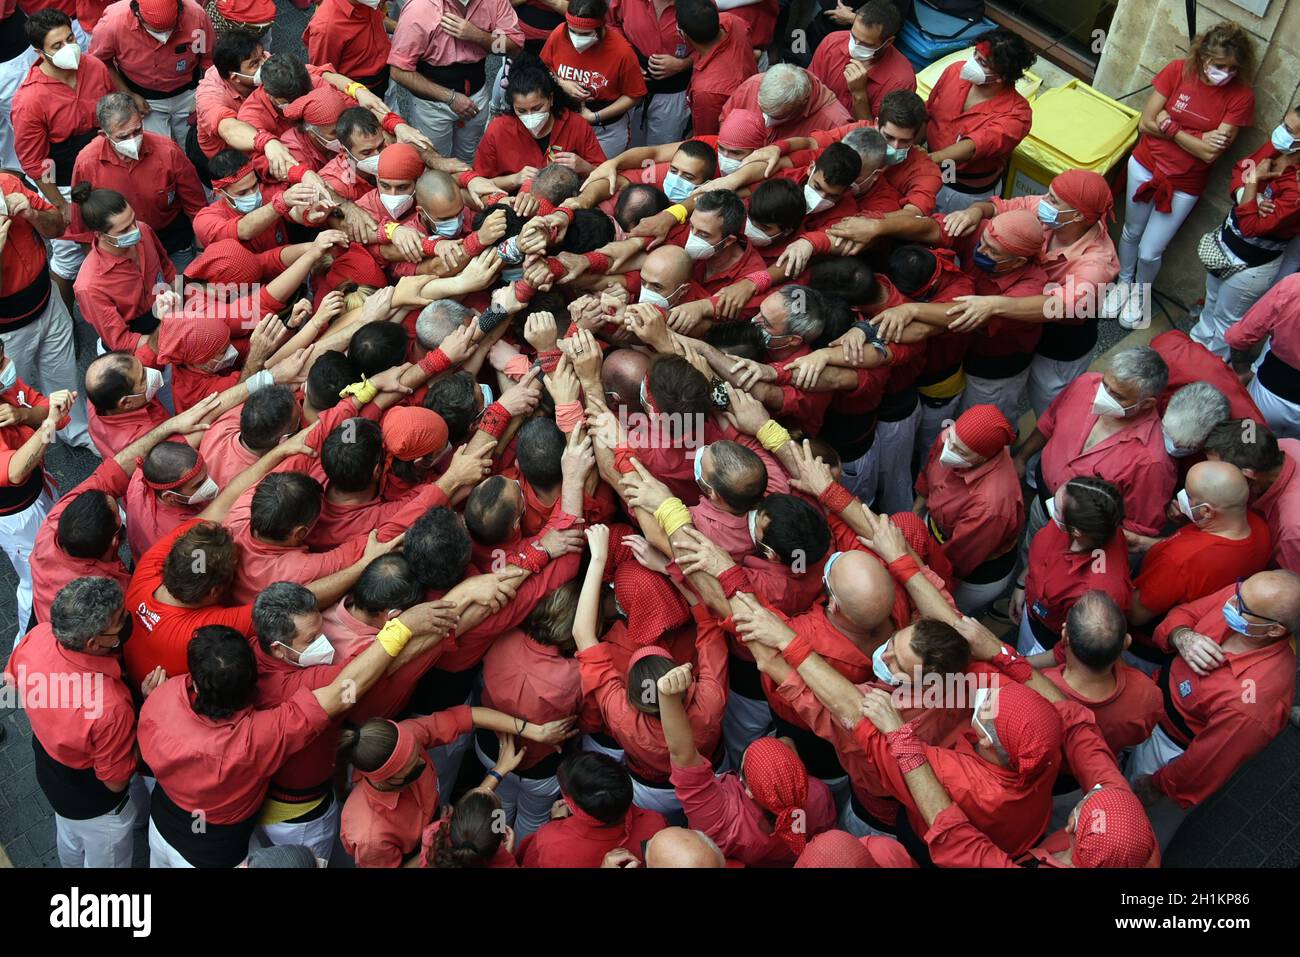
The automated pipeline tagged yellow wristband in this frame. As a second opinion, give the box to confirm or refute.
[345,81,364,99]
[666,203,688,224]
[654,497,693,538]
[384,220,400,242]
[340,376,379,405]
[375,617,413,657]
[757,419,792,453]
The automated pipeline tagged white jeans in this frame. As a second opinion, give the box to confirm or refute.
[404,84,490,164]
[0,292,92,450]
[0,46,39,171]
[1248,353,1300,440]
[1027,352,1093,417]
[838,439,879,506]
[1127,724,1190,850]
[960,368,1030,430]
[872,403,922,514]
[142,88,197,147]
[934,181,1001,216]
[593,114,629,162]
[56,793,138,868]
[628,92,689,149]
[0,486,52,646]
[49,185,88,282]
[1119,155,1200,287]
[1016,610,1046,656]
[1190,261,1284,360]
[257,797,340,863]
[474,738,558,839]
[952,565,1017,618]
[147,818,195,868]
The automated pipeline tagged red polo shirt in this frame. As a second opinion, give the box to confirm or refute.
[1151,584,1296,807]
[88,0,213,96]
[341,705,474,867]
[305,0,391,82]
[808,32,916,119]
[11,53,117,182]
[1036,372,1178,537]
[1134,513,1272,619]
[540,21,647,106]
[687,14,757,136]
[306,480,450,551]
[0,173,53,318]
[235,62,336,141]
[87,400,169,463]
[214,0,277,24]
[121,518,255,686]
[480,628,583,771]
[759,601,875,730]
[123,468,200,562]
[925,60,1032,182]
[473,108,606,178]
[318,152,376,202]
[1024,521,1132,634]
[193,193,291,254]
[915,433,1024,579]
[69,131,207,242]
[195,65,248,159]
[609,0,687,58]
[721,71,851,143]
[73,222,175,352]
[1042,660,1163,756]
[517,801,668,867]
[5,623,137,785]
[197,406,261,489]
[138,675,332,825]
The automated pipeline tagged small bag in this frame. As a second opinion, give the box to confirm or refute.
[1197,229,1247,281]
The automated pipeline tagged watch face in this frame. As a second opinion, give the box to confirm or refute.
[675,44,687,58]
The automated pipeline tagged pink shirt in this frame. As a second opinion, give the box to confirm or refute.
[198,406,261,489]
[1225,272,1300,370]
[195,66,247,158]
[124,468,200,562]
[87,400,169,464]
[480,629,582,770]
[388,0,523,71]
[88,0,214,95]
[1253,438,1300,573]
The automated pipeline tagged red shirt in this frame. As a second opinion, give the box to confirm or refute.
[473,109,607,178]
[1024,522,1132,634]
[195,66,248,159]
[235,62,337,141]
[540,22,647,105]
[88,0,213,96]
[122,518,256,686]
[308,482,449,551]
[808,32,915,120]
[74,223,176,351]
[5,623,137,785]
[252,642,345,797]
[480,629,582,771]
[576,604,727,782]
[341,705,474,867]
[1132,59,1254,196]
[197,406,261,490]
[915,434,1024,579]
[0,375,54,507]
[193,195,291,254]
[925,61,1031,181]
[305,0,391,81]
[687,15,757,136]
[517,802,667,867]
[318,152,375,202]
[1043,661,1162,756]
[32,459,132,619]
[124,467,200,562]
[0,173,52,308]
[725,0,776,48]
[69,131,207,242]
[1251,438,1300,573]
[1151,584,1296,807]
[11,54,117,181]
[608,0,687,58]
[215,0,276,23]
[87,400,169,463]
[1036,372,1178,536]
[1226,272,1300,372]
[1152,329,1263,422]
[809,120,941,214]
[669,758,836,867]
[1134,512,1272,618]
[760,601,875,730]
[721,71,851,143]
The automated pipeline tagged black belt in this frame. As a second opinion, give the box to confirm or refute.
[151,783,257,868]
[1257,349,1300,405]
[964,349,1034,380]
[415,58,486,96]
[185,124,213,185]
[876,386,919,422]
[946,172,1004,195]
[1026,609,1059,649]
[119,68,200,102]
[0,266,51,329]
[32,737,130,821]
[820,408,877,463]
[48,130,100,187]
[355,65,391,96]
[1156,659,1197,746]
[1036,315,1098,363]
[404,664,479,717]
[155,211,195,254]
[961,545,1017,584]
[474,726,563,780]
[0,463,45,517]
[848,789,899,835]
[1220,212,1286,267]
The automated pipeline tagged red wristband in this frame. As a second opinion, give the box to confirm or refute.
[380,111,404,135]
[717,565,751,599]
[478,402,512,438]
[886,555,921,584]
[546,257,566,279]
[456,170,477,188]
[612,446,637,474]
[743,270,774,294]
[419,348,452,377]
[421,236,439,258]
[775,139,793,156]
[584,251,611,273]
[271,192,292,218]
[285,164,308,185]
[990,647,1033,684]
[253,131,275,153]
[508,544,549,574]
[513,279,536,304]
[782,632,816,669]
[463,231,485,256]
[773,364,794,386]
[819,483,854,514]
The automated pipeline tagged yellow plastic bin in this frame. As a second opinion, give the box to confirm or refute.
[916,47,1043,103]
[1004,79,1139,198]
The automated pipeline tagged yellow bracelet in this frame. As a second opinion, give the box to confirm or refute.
[340,375,379,405]
[374,617,413,657]
[666,203,688,224]
[384,220,400,242]
[345,81,364,100]
[757,419,791,453]
[654,497,693,538]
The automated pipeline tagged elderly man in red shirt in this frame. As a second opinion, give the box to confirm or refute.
[1131,571,1300,849]
[914,404,1023,615]
[1204,419,1300,574]
[807,0,914,124]
[388,0,523,162]
[88,0,213,145]
[1226,272,1300,439]
[4,577,142,867]
[721,63,850,144]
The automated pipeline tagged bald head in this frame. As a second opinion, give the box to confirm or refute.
[828,551,896,630]
[416,169,462,218]
[1185,460,1249,512]
[601,348,651,409]
[1241,570,1300,636]
[641,244,693,292]
[644,827,725,868]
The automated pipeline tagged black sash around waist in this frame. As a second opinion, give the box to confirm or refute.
[404,664,479,717]
[632,50,691,96]
[0,267,52,330]
[151,783,257,868]
[475,727,562,780]
[155,209,195,253]
[876,385,919,423]
[415,58,487,96]
[355,65,392,96]
[129,308,161,335]
[820,408,877,463]
[0,462,45,517]
[48,129,100,187]
[33,736,130,821]
[963,349,1034,380]
[1219,218,1285,268]
[960,545,1017,585]
[772,712,846,780]
[1036,315,1098,363]
[1156,659,1197,747]
[947,171,1004,194]
[1257,349,1300,405]
[1025,608,1059,650]
[0,8,28,61]
[728,652,765,700]
[119,67,200,102]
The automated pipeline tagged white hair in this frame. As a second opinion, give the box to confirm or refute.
[415,299,472,351]
[758,65,811,117]
[1108,346,1168,399]
[1162,382,1230,448]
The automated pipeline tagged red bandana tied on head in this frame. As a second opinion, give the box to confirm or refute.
[1051,169,1114,225]
[155,317,232,367]
[983,209,1044,258]
[1073,787,1157,868]
[953,404,1014,459]
[912,248,962,301]
[615,560,690,646]
[140,449,207,491]
[381,406,449,462]
[138,0,180,31]
[717,110,769,153]
[741,737,810,855]
[211,163,256,191]
[186,238,265,286]
[378,143,425,182]
[282,85,350,126]
[365,720,417,784]
[988,681,1063,783]
[794,829,877,867]
[565,13,603,30]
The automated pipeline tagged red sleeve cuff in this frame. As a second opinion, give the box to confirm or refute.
[819,483,854,514]
[612,446,638,474]
[886,724,927,773]
[743,270,774,294]
[456,170,477,188]
[886,555,922,585]
[508,544,549,573]
[585,251,611,273]
[463,231,485,256]
[781,632,815,669]
[285,164,308,185]
[418,348,452,377]
[717,564,752,599]
[253,131,275,153]
[381,112,404,135]
[478,401,512,438]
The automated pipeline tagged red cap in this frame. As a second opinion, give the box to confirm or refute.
[186,238,264,286]
[953,404,1015,460]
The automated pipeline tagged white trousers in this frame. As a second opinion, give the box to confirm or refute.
[959,368,1030,430]
[142,88,197,147]
[934,181,1001,216]
[1190,261,1283,360]
[593,114,629,162]
[628,92,689,149]
[0,47,39,171]
[1127,724,1190,851]
[631,778,684,823]
[56,793,137,868]
[915,395,961,475]
[404,84,490,164]
[872,403,922,514]
[0,486,52,647]
[257,797,341,864]
[1119,156,1200,287]
[147,818,195,868]
[49,184,87,281]
[952,565,1017,618]
[580,733,624,762]
[1016,610,1046,656]
[1248,357,1300,440]
[474,738,557,839]
[1027,352,1093,418]
[837,439,880,507]
[0,292,92,450]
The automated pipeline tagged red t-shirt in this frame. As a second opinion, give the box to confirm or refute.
[473,108,606,178]
[1133,512,1273,619]
[540,23,647,105]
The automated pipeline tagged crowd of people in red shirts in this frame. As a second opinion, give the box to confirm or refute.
[0,0,1296,871]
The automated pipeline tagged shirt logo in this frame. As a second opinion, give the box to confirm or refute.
[1178,679,1192,698]
[176,59,188,73]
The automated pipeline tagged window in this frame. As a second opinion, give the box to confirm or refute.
[987,0,1117,76]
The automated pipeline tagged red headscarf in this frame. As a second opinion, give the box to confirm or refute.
[717,110,769,152]
[793,829,874,867]
[953,404,1014,459]
[378,143,425,182]
[1050,169,1114,225]
[137,0,179,30]
[987,681,1063,784]
[282,85,350,126]
[613,560,690,647]
[1073,787,1158,868]
[984,209,1044,258]
[186,239,265,286]
[156,317,232,367]
[741,737,810,855]
[381,406,448,461]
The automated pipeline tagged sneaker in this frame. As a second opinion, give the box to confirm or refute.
[1101,280,1131,318]
[1117,284,1149,330]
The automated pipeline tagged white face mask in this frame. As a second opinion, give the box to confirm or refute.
[311,126,342,153]
[762,112,780,128]
[178,475,219,506]
[848,37,880,61]
[960,58,989,85]
[280,633,335,668]
[0,360,17,392]
[210,344,239,372]
[380,191,415,218]
[639,283,681,309]
[569,30,599,51]
[1176,488,1207,523]
[111,133,143,161]
[1204,64,1235,86]
[352,152,380,176]
[717,154,742,175]
[939,433,974,470]
[1046,495,1067,532]
[684,230,718,260]
[744,218,776,246]
[1162,430,1195,458]
[145,27,173,43]
[143,366,164,401]
[518,110,550,136]
[357,0,384,7]
[803,177,832,215]
[0,194,7,217]
[49,42,81,71]
[252,63,264,87]
[1090,381,1135,419]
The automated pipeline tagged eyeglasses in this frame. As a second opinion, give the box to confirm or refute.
[1235,578,1281,625]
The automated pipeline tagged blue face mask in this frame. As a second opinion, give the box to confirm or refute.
[1163,431,1196,458]
[1271,124,1298,153]
[884,145,908,166]
[1223,599,1273,637]
[662,171,695,203]
[226,189,262,213]
[502,267,525,282]
[479,383,494,409]
[972,249,1000,271]
[872,639,904,686]
[109,225,141,248]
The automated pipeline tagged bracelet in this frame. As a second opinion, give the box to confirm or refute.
[380,111,404,135]
[486,769,504,783]
[665,203,688,224]
[245,369,275,394]
[756,419,791,453]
